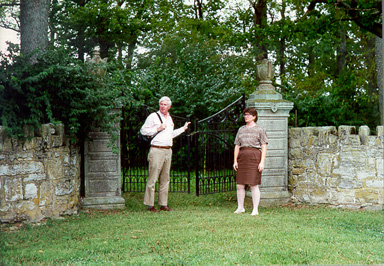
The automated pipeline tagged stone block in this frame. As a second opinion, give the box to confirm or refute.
[88,160,118,173]
[46,158,64,180]
[64,154,70,164]
[356,170,376,180]
[345,135,361,147]
[259,118,287,131]
[377,158,383,177]
[16,201,44,222]
[15,161,45,175]
[365,179,383,188]
[289,148,304,159]
[338,125,356,141]
[0,164,11,176]
[338,178,363,189]
[289,128,302,139]
[88,179,119,195]
[24,183,38,199]
[377,126,384,137]
[262,175,286,186]
[88,139,113,152]
[358,125,370,145]
[317,153,333,176]
[290,167,305,176]
[313,126,338,147]
[339,151,366,167]
[52,136,63,147]
[25,173,46,182]
[23,139,35,150]
[39,181,53,207]
[5,177,23,202]
[81,196,125,209]
[356,189,380,204]
[2,137,13,151]
[55,179,74,196]
[267,138,286,150]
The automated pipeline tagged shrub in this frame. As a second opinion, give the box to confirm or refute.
[0,45,125,143]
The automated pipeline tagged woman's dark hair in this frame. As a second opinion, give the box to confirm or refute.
[243,107,258,122]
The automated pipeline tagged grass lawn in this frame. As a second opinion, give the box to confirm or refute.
[1,191,383,265]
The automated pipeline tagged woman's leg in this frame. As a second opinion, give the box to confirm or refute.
[234,184,246,213]
[250,185,260,215]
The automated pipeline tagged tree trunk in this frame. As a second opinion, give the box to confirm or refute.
[376,37,384,125]
[336,29,347,76]
[249,0,268,60]
[20,0,50,61]
[308,45,315,77]
[195,0,203,19]
[279,2,286,92]
[365,35,376,103]
[126,40,137,70]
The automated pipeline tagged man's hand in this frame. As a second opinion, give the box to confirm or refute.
[158,123,167,132]
[184,122,191,130]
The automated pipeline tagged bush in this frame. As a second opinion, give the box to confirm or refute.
[0,45,125,143]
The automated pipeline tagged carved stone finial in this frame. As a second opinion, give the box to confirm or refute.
[87,46,108,77]
[257,59,274,84]
[256,59,275,91]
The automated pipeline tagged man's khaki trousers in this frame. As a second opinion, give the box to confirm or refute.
[143,147,172,207]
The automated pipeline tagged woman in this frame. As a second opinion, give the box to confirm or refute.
[233,107,268,216]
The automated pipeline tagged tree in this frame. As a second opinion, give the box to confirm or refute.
[300,0,382,37]
[0,0,19,33]
[20,0,50,61]
[297,0,383,125]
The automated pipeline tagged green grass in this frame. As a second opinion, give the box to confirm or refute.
[1,192,383,265]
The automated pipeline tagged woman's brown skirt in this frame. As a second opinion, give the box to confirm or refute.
[236,147,262,185]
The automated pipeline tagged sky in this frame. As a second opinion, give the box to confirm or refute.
[0,27,19,53]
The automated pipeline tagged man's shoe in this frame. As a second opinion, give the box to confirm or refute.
[160,206,174,211]
[148,206,158,213]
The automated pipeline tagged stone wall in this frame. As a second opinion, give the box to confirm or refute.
[288,125,384,210]
[0,124,81,222]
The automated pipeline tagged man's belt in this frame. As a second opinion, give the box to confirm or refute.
[151,145,172,149]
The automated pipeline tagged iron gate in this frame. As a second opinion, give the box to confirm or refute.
[121,95,245,196]
[121,104,191,193]
[194,95,245,196]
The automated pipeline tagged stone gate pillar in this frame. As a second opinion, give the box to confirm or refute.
[82,120,125,209]
[246,59,294,205]
[81,48,125,209]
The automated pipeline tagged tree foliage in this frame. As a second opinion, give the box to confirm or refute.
[0,45,125,142]
[0,0,382,139]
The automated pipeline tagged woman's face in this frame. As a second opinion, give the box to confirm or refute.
[243,113,256,123]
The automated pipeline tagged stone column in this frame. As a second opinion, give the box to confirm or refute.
[81,48,125,209]
[82,122,125,209]
[246,59,294,205]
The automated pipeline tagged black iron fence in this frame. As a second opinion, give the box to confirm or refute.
[194,95,245,195]
[121,104,191,193]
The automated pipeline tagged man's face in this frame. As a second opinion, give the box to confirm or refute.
[159,100,171,115]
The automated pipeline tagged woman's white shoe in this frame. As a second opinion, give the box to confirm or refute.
[234,208,245,214]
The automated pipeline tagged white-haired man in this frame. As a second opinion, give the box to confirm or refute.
[140,96,191,212]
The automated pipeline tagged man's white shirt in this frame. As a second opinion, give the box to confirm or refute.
[140,111,185,147]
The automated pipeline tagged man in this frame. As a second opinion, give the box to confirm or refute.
[140,96,190,212]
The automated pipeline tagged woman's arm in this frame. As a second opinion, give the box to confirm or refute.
[258,143,267,172]
[233,145,240,171]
